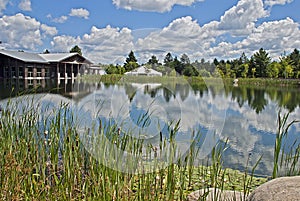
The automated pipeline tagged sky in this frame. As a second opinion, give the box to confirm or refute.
[0,0,300,64]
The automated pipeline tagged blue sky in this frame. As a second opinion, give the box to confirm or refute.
[0,0,300,64]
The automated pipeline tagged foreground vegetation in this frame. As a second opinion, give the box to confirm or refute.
[0,96,299,200]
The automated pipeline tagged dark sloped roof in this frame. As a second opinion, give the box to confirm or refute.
[39,53,78,62]
[0,49,48,63]
[0,49,92,64]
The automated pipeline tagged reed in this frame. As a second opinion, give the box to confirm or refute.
[273,111,300,178]
[2,97,298,200]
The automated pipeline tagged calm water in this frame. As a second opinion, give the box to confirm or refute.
[1,78,300,176]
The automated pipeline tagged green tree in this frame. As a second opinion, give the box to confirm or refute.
[289,49,300,66]
[288,48,300,78]
[253,48,271,77]
[183,64,199,76]
[124,62,138,72]
[126,50,137,63]
[240,63,249,78]
[225,63,232,78]
[279,57,294,78]
[192,59,216,74]
[247,57,256,78]
[216,60,226,77]
[213,58,219,66]
[43,49,50,54]
[236,52,249,78]
[105,64,125,74]
[198,69,211,77]
[251,68,256,78]
[173,57,184,75]
[169,69,177,77]
[148,55,159,67]
[124,51,138,71]
[180,53,190,65]
[70,45,82,55]
[164,52,173,67]
[212,68,223,77]
[230,59,240,78]
[239,52,249,64]
[266,62,280,78]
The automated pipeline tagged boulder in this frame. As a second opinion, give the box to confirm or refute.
[247,176,300,201]
[187,188,244,201]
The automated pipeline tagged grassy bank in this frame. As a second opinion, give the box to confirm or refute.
[79,74,300,88]
[0,98,298,200]
[225,78,300,87]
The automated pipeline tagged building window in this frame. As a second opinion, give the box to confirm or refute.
[4,66,9,77]
[28,67,33,78]
[37,68,42,77]
[11,67,16,78]
[19,67,24,78]
[45,68,50,77]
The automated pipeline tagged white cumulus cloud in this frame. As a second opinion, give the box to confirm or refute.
[0,13,57,50]
[209,17,300,60]
[0,0,9,14]
[51,15,68,23]
[51,35,81,53]
[219,0,268,36]
[135,16,220,62]
[50,25,134,64]
[82,25,134,64]
[112,0,204,12]
[48,8,90,23]
[264,0,293,7]
[2,0,300,64]
[18,0,31,11]
[69,8,89,19]
[41,24,58,36]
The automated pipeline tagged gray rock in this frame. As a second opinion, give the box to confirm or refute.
[187,188,245,201]
[247,176,300,201]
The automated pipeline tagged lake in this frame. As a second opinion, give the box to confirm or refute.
[0,78,300,176]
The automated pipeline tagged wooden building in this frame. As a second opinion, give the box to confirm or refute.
[0,49,93,79]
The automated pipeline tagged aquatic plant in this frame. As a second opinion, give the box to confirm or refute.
[2,97,299,200]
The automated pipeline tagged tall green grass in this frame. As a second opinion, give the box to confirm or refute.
[272,111,300,178]
[1,97,298,200]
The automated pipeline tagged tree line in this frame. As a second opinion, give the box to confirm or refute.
[61,45,300,78]
[105,48,300,78]
[214,48,300,79]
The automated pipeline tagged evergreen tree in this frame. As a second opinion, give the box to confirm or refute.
[253,48,271,77]
[126,50,137,63]
[43,49,50,54]
[180,53,190,65]
[148,55,159,67]
[70,45,82,55]
[124,50,138,71]
[164,52,173,66]
[288,48,300,78]
[213,58,219,66]
[173,57,183,75]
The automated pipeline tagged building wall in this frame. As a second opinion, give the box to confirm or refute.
[0,55,52,79]
[0,53,91,79]
[0,55,25,78]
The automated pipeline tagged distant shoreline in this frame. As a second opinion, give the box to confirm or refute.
[78,74,300,87]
